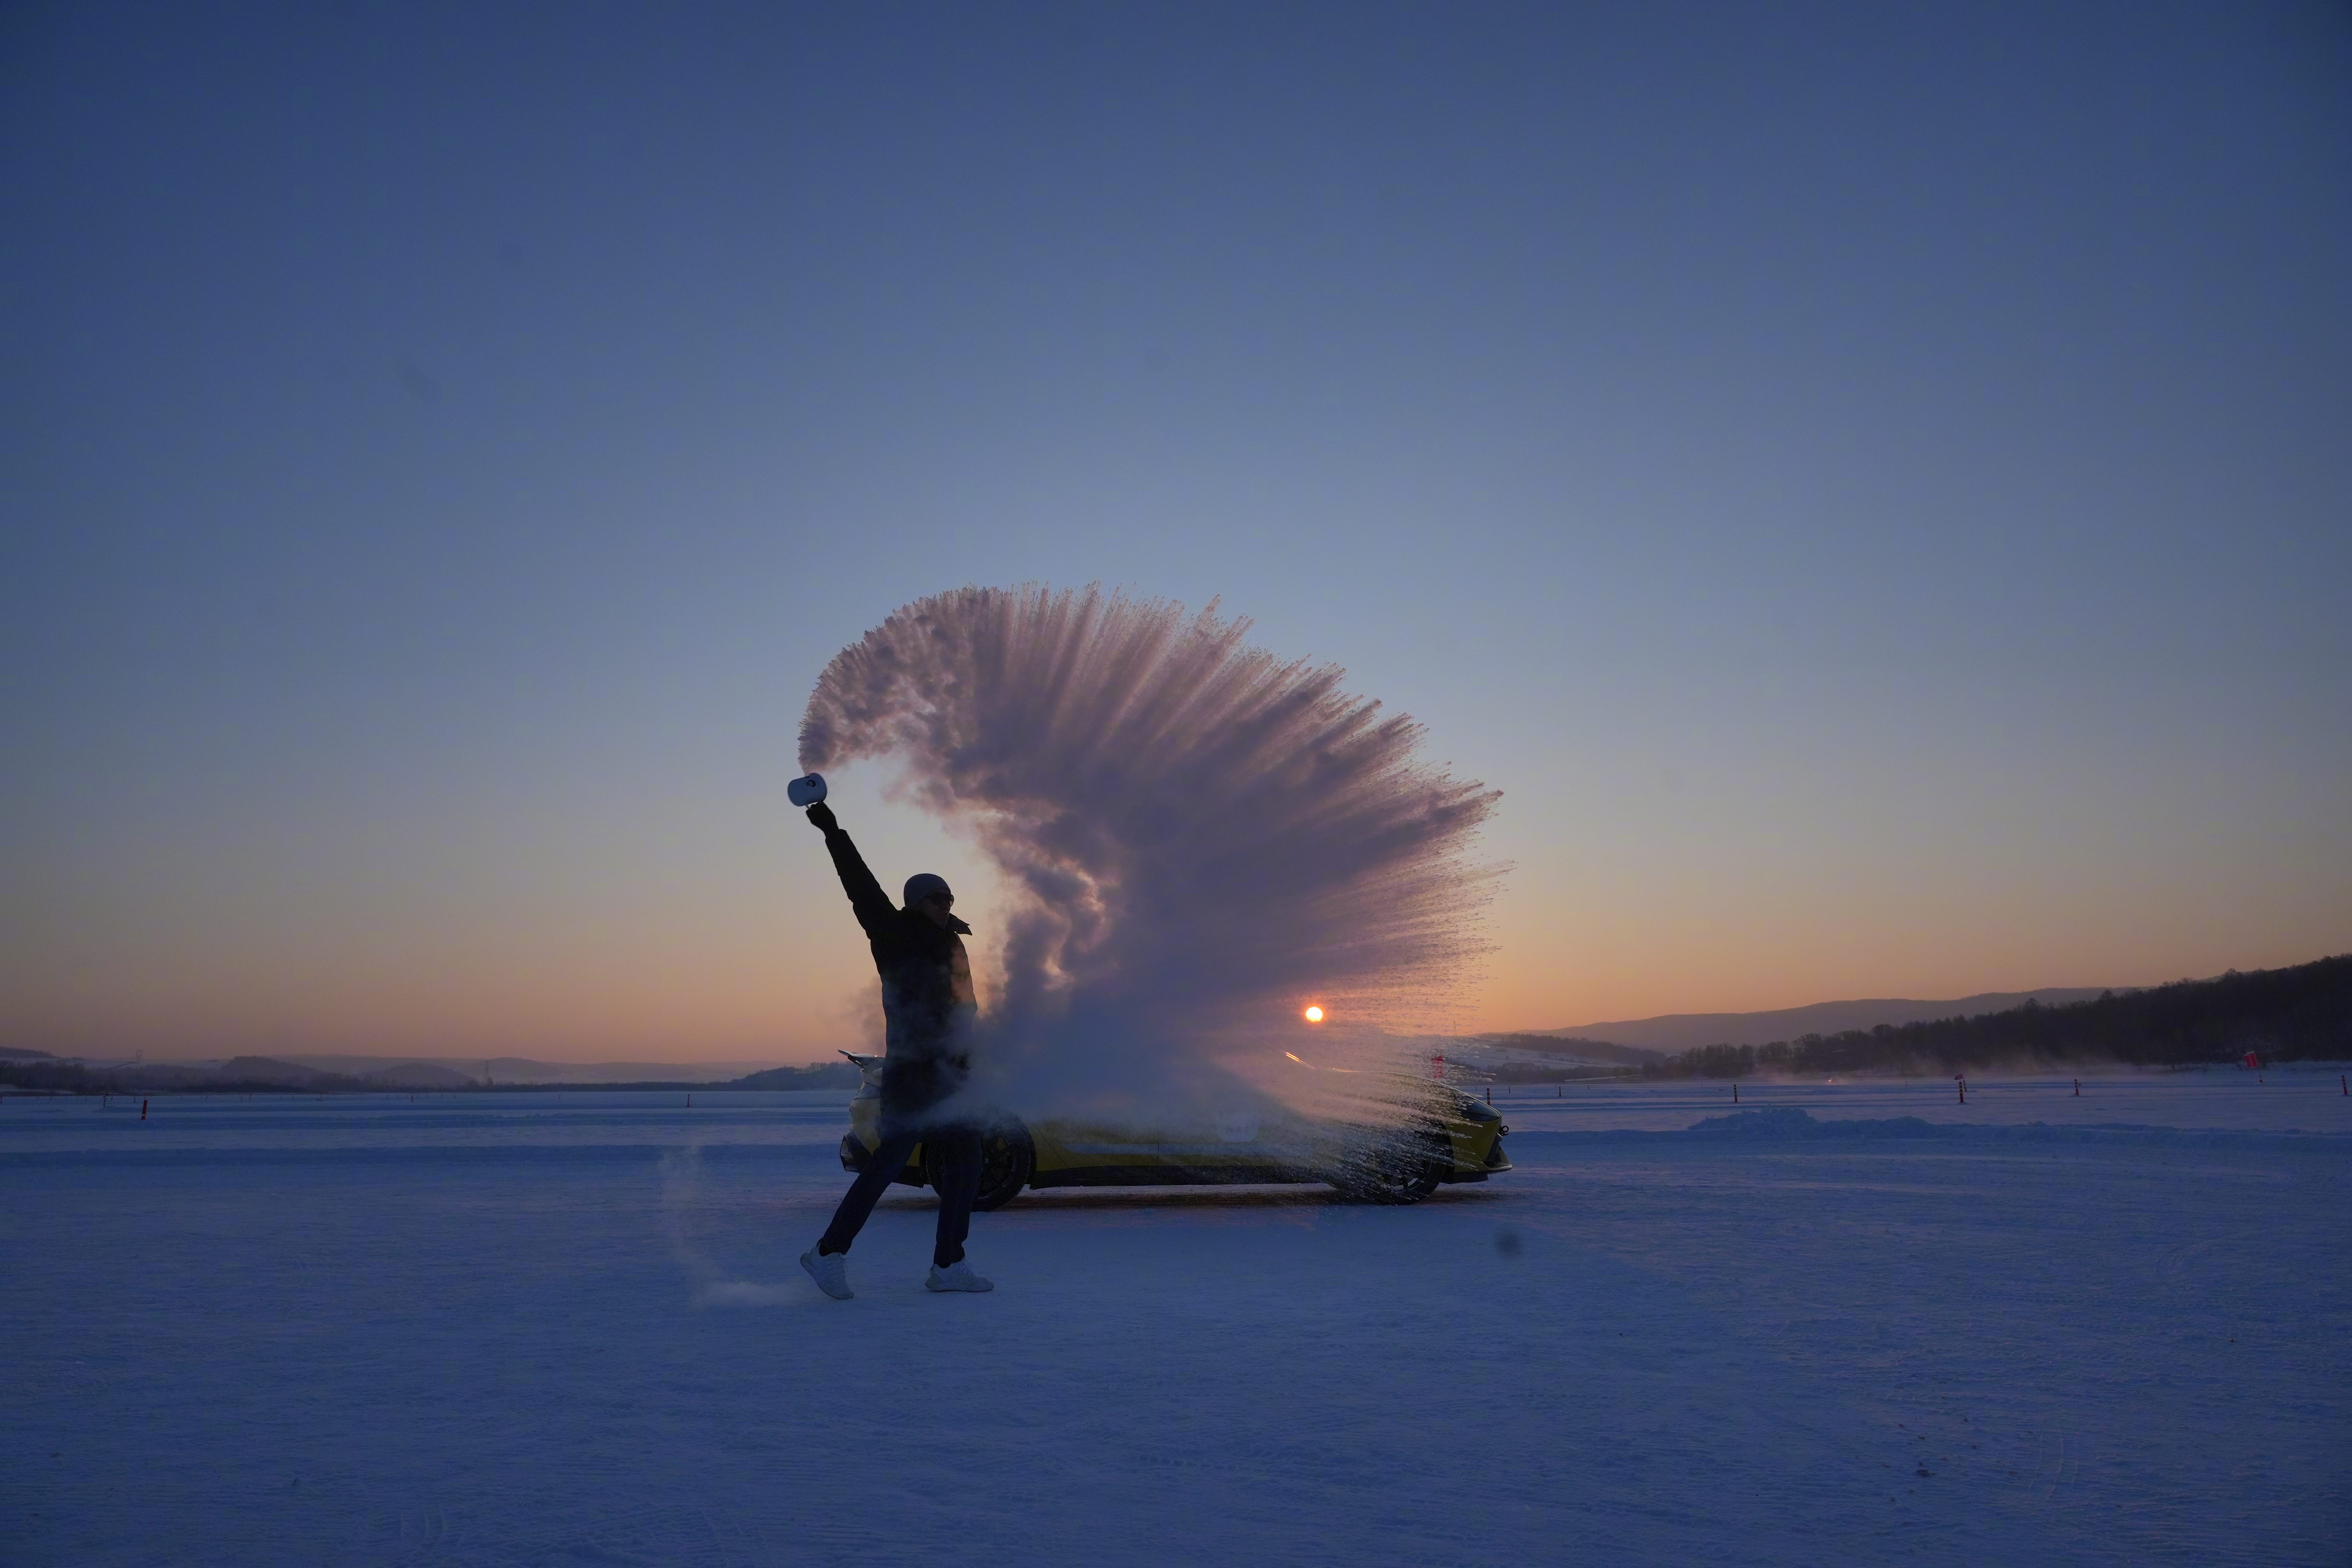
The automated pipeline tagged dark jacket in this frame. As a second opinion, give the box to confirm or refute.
[822,825,976,1114]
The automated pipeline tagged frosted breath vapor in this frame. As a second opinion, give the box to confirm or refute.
[798,586,1501,1118]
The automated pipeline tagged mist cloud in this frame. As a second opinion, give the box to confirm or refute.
[799,585,1500,1115]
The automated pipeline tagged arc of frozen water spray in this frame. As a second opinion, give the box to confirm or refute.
[798,584,1503,1110]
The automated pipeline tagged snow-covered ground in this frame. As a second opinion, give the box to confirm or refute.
[6,1073,2347,1565]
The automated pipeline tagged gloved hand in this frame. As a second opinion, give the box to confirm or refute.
[805,801,838,833]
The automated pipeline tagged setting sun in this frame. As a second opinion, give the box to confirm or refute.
[1303,1005,1325,1023]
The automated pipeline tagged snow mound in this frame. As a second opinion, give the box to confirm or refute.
[1687,1108,1944,1139]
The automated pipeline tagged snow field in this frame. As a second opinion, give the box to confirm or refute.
[4,1079,2346,1565]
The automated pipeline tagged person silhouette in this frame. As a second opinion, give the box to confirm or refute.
[797,798,991,1298]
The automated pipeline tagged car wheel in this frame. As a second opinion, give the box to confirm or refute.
[1326,1127,1448,1205]
[933,1120,1034,1212]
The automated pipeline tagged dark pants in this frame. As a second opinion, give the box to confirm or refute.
[819,1120,980,1268]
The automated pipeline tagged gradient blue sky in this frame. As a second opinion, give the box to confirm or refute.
[5,1,2347,1062]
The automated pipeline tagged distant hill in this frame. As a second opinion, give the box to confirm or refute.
[1639,956,2350,1077]
[363,1062,477,1089]
[731,1062,863,1091]
[217,1054,341,1087]
[275,1053,792,1085]
[0,1045,59,1061]
[5,1054,379,1094]
[1545,989,2124,1053]
[0,1051,844,1096]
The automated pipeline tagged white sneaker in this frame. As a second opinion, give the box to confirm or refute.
[925,1259,994,1292]
[799,1247,853,1300]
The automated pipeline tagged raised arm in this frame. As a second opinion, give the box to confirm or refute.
[805,802,894,937]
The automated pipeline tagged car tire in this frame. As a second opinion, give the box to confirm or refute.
[1326,1127,1448,1206]
[932,1120,1034,1212]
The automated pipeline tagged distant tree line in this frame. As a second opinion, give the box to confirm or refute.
[1478,1035,1659,1070]
[0,1055,863,1096]
[730,1062,862,1091]
[1640,955,2350,1079]
[0,1060,361,1096]
[1482,1059,1655,1085]
[1460,1036,1664,1081]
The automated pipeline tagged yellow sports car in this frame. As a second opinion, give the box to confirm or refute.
[835,1051,1512,1209]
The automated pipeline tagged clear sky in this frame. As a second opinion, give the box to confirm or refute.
[5,1,2347,1064]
